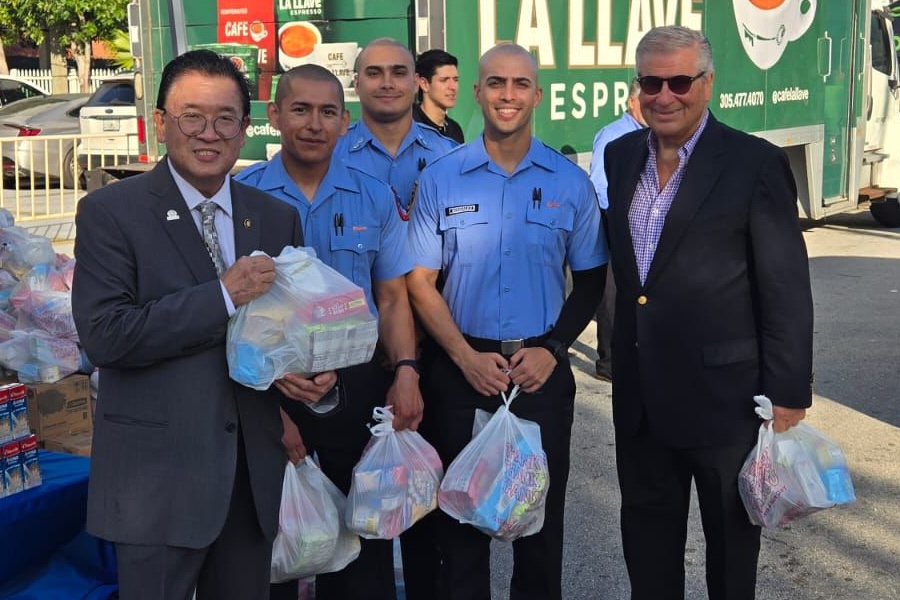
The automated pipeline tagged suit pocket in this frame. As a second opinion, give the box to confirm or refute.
[104,413,169,428]
[702,338,758,367]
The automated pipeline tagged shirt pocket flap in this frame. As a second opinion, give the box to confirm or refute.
[330,225,380,255]
[439,211,489,232]
[525,203,575,231]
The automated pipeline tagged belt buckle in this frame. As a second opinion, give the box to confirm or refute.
[500,339,524,356]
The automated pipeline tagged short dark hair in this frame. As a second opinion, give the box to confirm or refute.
[416,49,458,80]
[415,49,458,102]
[275,64,344,110]
[156,49,252,117]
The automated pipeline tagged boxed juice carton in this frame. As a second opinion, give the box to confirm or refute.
[8,383,29,440]
[2,440,24,496]
[0,385,12,444]
[19,434,41,489]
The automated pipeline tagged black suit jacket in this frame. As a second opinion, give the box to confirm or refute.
[604,114,813,448]
[72,159,303,547]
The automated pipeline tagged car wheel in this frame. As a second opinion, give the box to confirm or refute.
[62,146,82,189]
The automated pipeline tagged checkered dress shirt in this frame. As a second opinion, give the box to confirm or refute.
[629,111,709,284]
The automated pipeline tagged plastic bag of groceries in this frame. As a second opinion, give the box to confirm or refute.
[346,406,444,540]
[227,246,378,390]
[0,329,80,383]
[738,395,856,528]
[438,385,549,542]
[0,226,56,280]
[271,458,341,583]
[316,458,362,574]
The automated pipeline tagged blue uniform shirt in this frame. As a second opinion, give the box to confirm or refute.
[334,120,457,217]
[236,152,414,313]
[409,136,608,340]
[589,112,643,210]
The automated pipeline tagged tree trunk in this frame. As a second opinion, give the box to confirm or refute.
[0,44,9,75]
[77,41,92,93]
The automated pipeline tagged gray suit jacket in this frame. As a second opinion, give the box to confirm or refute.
[72,159,303,547]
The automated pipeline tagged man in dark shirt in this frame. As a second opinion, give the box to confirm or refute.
[414,49,464,144]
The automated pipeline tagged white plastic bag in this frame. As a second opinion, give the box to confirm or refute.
[227,246,378,390]
[738,395,856,528]
[271,458,340,583]
[317,462,362,574]
[438,386,549,541]
[346,406,444,539]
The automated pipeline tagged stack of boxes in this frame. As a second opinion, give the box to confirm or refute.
[0,382,42,498]
[0,373,93,498]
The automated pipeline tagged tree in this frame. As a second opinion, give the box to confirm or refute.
[4,0,128,91]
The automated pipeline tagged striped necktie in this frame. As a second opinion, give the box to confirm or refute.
[199,201,226,276]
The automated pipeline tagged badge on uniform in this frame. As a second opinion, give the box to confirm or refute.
[445,204,479,216]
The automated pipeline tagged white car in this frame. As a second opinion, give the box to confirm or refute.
[76,73,139,171]
[0,75,49,107]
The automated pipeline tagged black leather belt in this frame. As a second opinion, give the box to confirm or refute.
[464,333,550,357]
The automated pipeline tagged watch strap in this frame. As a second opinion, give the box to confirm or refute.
[394,358,420,375]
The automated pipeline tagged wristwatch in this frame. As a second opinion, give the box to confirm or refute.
[394,359,420,375]
[541,338,567,361]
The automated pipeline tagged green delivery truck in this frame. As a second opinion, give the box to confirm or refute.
[117,0,900,226]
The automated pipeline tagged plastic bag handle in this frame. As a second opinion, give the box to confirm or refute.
[501,384,522,408]
[368,405,395,437]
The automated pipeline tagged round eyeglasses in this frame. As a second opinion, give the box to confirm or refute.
[635,72,706,96]
[160,110,246,140]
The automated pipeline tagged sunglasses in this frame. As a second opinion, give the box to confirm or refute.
[636,71,706,95]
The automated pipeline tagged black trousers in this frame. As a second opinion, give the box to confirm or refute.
[271,361,396,600]
[615,418,761,600]
[423,346,576,600]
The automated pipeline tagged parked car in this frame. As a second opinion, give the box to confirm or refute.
[0,75,49,107]
[76,73,138,171]
[1,94,90,188]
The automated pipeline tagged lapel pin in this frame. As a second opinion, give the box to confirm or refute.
[166,210,180,221]
[243,218,252,229]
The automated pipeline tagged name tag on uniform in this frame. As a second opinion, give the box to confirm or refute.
[445,204,479,216]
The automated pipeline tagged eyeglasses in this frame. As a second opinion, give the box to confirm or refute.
[160,110,245,140]
[635,72,706,95]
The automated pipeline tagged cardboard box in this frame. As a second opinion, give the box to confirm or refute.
[43,430,92,457]
[25,374,92,442]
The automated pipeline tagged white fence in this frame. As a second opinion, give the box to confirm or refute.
[9,68,124,94]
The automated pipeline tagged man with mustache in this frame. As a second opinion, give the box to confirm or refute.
[336,38,457,221]
[237,64,419,600]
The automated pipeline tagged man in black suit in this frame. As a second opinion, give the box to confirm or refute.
[72,50,330,599]
[604,26,814,600]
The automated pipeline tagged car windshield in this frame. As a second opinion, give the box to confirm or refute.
[86,82,134,107]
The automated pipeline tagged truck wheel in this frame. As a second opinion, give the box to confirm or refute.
[870,197,900,228]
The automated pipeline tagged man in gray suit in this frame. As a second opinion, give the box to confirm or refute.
[72,50,330,599]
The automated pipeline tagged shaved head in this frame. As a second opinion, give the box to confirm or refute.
[355,37,415,72]
[478,43,538,84]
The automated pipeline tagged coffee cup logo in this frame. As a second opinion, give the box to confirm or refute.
[249,21,268,43]
[733,0,817,69]
[278,21,322,71]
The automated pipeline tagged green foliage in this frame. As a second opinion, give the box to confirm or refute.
[1,0,128,49]
[110,28,134,70]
